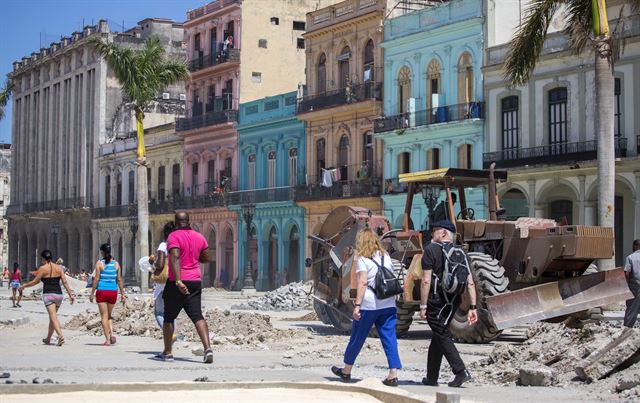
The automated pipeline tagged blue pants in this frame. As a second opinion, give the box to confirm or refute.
[343,307,402,369]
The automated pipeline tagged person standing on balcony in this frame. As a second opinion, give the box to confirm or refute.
[624,239,640,328]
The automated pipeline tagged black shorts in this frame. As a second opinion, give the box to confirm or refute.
[163,280,204,323]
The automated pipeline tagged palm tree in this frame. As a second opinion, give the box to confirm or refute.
[0,79,13,122]
[89,35,188,289]
[504,0,638,270]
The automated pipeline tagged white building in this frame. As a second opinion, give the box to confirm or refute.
[483,1,640,265]
[0,144,10,269]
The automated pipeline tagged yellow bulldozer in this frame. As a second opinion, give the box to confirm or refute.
[308,165,632,342]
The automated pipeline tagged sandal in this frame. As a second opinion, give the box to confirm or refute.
[42,338,51,345]
[102,340,111,346]
[203,349,213,364]
[382,377,398,387]
[57,336,65,347]
[331,366,351,382]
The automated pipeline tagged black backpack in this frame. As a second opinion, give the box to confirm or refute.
[432,242,471,323]
[368,254,403,300]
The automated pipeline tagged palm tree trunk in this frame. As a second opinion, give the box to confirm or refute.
[594,47,615,271]
[135,111,150,290]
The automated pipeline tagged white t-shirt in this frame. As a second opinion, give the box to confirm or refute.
[152,242,169,299]
[356,251,397,311]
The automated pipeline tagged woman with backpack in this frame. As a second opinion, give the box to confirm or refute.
[331,227,402,387]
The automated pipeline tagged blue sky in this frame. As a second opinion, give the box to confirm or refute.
[0,0,205,144]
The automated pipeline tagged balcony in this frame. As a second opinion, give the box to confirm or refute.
[176,109,238,132]
[294,161,382,201]
[189,48,240,72]
[307,0,385,33]
[91,204,136,219]
[227,187,296,205]
[297,82,382,114]
[187,0,241,21]
[374,102,485,134]
[483,137,628,169]
[6,198,87,216]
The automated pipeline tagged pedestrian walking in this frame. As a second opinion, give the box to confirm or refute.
[156,212,213,363]
[331,227,402,387]
[2,266,8,286]
[624,239,640,328]
[90,243,126,346]
[9,262,23,307]
[420,220,477,387]
[20,250,75,346]
[149,222,176,336]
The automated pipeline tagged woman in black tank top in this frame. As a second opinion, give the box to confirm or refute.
[20,250,75,346]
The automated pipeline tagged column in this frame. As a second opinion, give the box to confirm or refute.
[277,219,285,286]
[534,204,546,219]
[527,179,536,217]
[584,201,597,226]
[577,175,586,225]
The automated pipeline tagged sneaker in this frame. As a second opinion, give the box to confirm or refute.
[203,349,213,364]
[153,353,174,362]
[422,377,438,386]
[448,369,472,388]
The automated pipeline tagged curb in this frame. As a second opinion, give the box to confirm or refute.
[0,380,431,403]
[0,317,30,326]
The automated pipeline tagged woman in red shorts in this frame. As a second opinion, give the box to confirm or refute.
[90,244,126,345]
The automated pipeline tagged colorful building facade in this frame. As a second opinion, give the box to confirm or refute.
[232,91,306,290]
[375,0,486,229]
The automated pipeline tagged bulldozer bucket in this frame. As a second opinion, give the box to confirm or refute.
[486,268,633,330]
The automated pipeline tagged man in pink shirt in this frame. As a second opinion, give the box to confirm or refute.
[158,212,213,363]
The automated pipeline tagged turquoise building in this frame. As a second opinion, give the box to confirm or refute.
[375,0,487,229]
[230,92,306,291]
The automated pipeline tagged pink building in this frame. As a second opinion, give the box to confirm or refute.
[177,0,322,288]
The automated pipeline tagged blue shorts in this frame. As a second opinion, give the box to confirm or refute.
[10,280,20,289]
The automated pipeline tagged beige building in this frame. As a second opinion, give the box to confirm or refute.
[93,123,184,284]
[0,144,10,269]
[7,19,185,274]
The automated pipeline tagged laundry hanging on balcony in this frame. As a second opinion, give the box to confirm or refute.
[321,168,333,187]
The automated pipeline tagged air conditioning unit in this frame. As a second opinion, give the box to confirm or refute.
[162,92,170,100]
[179,94,186,101]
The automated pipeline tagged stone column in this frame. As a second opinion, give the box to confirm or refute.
[527,179,537,217]
[584,201,597,226]
[533,204,546,219]
[577,175,586,225]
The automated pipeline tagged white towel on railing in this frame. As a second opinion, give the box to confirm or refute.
[321,169,333,188]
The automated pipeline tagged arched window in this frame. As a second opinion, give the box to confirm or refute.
[362,131,373,164]
[316,138,326,181]
[288,148,298,187]
[458,144,472,169]
[128,170,135,203]
[427,59,441,110]
[550,199,573,225]
[116,172,122,205]
[317,53,326,94]
[338,46,351,88]
[105,174,111,207]
[398,66,411,114]
[338,135,349,180]
[247,154,256,190]
[157,166,165,201]
[502,189,528,220]
[267,151,277,188]
[457,52,473,104]
[363,39,374,82]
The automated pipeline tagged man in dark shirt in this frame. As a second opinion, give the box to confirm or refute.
[432,193,457,223]
[420,220,477,387]
[624,239,640,328]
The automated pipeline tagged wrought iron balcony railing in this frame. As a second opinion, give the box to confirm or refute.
[176,109,238,132]
[294,178,382,201]
[483,137,628,169]
[188,48,240,72]
[6,198,87,216]
[227,186,296,205]
[374,102,485,134]
[297,82,382,114]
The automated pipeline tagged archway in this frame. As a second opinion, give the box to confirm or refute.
[206,227,217,288]
[222,226,234,290]
[538,182,578,225]
[287,226,300,283]
[59,228,69,270]
[267,226,278,290]
[19,233,28,273]
[501,188,528,220]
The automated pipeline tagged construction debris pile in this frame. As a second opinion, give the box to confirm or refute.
[470,322,640,399]
[232,281,313,311]
[66,299,309,347]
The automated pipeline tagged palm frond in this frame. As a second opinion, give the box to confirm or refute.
[629,0,640,14]
[504,0,561,86]
[157,59,190,89]
[0,79,14,121]
[564,0,593,55]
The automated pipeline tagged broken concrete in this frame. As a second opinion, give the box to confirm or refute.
[231,281,312,311]
[518,365,557,386]
[575,327,640,382]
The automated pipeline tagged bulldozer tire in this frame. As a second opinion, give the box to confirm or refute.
[313,298,332,325]
[449,252,509,343]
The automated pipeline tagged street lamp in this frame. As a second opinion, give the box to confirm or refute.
[422,185,439,227]
[127,204,138,285]
[241,204,256,291]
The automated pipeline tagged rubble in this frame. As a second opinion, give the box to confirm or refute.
[469,322,640,399]
[65,299,309,348]
[231,281,313,311]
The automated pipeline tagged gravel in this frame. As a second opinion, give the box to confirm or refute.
[231,281,313,311]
